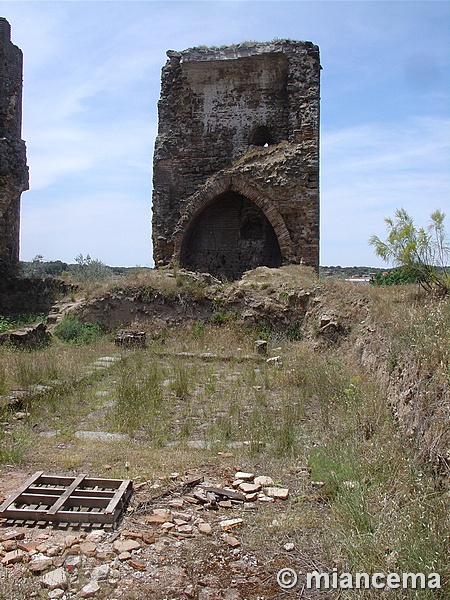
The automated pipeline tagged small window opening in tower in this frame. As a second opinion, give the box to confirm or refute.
[250,126,273,147]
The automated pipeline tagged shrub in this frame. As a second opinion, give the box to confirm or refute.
[369,208,450,294]
[370,267,417,287]
[0,314,46,333]
[69,254,113,282]
[211,311,236,325]
[53,315,104,345]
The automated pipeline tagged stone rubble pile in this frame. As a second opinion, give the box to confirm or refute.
[0,322,50,349]
[114,330,146,348]
[0,471,290,598]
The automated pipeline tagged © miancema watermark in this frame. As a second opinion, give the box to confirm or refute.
[277,567,441,590]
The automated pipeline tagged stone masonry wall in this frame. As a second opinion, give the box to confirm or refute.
[152,40,320,279]
[0,18,28,273]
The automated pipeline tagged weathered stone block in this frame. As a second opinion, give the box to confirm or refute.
[114,330,146,348]
[0,322,51,349]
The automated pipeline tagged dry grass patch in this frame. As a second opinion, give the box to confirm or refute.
[0,339,115,394]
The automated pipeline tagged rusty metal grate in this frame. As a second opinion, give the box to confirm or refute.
[0,471,132,527]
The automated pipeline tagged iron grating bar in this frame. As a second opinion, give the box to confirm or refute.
[104,479,132,514]
[0,471,44,512]
[48,474,86,515]
[0,472,132,527]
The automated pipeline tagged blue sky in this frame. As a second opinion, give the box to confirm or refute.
[2,0,449,267]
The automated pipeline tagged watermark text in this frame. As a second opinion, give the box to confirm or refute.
[276,568,441,591]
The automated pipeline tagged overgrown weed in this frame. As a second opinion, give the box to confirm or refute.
[0,339,114,395]
[53,315,105,345]
[0,313,46,333]
[111,354,165,440]
[306,355,449,597]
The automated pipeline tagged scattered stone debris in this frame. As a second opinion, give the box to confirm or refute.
[342,480,359,490]
[41,567,68,590]
[0,469,294,598]
[80,580,100,598]
[219,518,245,532]
[29,554,54,573]
[266,356,282,366]
[222,533,240,548]
[74,431,129,443]
[1,548,27,565]
[264,487,289,500]
[13,411,30,420]
[317,314,344,340]
[283,542,295,552]
[254,475,274,486]
[234,471,253,481]
[198,522,212,535]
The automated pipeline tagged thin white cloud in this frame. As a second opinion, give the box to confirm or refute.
[320,117,450,266]
[27,116,155,190]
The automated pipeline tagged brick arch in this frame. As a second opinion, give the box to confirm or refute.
[172,174,295,263]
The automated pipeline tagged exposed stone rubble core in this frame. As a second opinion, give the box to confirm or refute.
[152,40,320,279]
[0,18,28,273]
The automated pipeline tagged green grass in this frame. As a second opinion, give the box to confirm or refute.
[110,355,166,442]
[0,313,46,333]
[53,314,105,345]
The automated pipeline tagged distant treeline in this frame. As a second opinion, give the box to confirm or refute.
[320,266,387,278]
[20,259,387,281]
[19,257,146,280]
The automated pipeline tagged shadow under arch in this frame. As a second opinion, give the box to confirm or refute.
[173,177,295,279]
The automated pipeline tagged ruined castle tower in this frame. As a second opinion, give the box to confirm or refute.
[152,40,320,279]
[0,18,28,273]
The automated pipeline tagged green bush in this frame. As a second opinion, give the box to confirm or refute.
[370,266,418,287]
[0,314,46,333]
[369,208,450,294]
[53,315,104,345]
[286,321,303,340]
[211,311,236,325]
[69,253,113,282]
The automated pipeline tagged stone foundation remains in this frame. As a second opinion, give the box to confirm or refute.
[152,40,320,279]
[0,18,28,274]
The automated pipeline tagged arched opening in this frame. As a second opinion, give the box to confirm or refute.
[180,192,283,279]
[249,126,273,147]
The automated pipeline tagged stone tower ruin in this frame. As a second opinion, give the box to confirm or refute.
[152,40,320,279]
[0,18,28,273]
